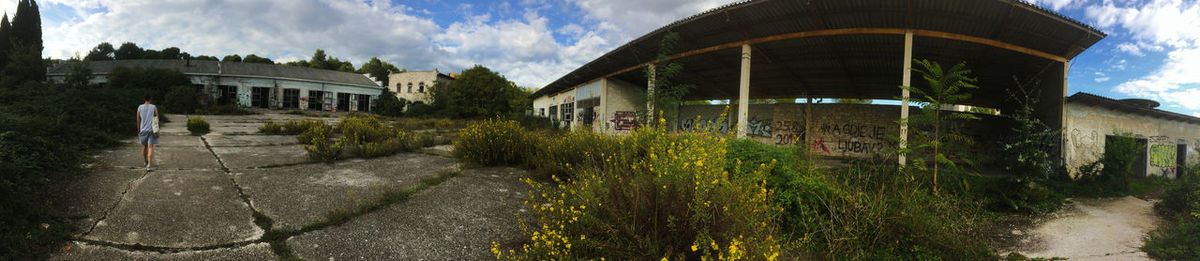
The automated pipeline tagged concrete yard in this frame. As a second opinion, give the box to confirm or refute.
[49,112,528,260]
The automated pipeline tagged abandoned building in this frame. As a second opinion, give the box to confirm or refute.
[530,0,1200,178]
[387,69,455,106]
[47,59,384,112]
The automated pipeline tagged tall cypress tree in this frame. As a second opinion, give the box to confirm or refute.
[0,14,11,70]
[2,0,45,85]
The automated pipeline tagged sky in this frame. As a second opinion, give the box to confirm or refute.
[3,0,1199,117]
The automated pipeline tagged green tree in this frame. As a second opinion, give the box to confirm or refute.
[159,47,182,60]
[0,14,11,69]
[63,57,92,88]
[242,54,273,64]
[372,88,406,117]
[193,55,219,61]
[84,42,115,61]
[163,86,200,114]
[643,32,694,125]
[357,57,401,86]
[433,65,527,118]
[114,42,143,60]
[222,54,242,62]
[902,59,980,195]
[284,49,356,72]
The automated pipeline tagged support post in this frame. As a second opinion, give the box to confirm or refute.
[737,44,751,138]
[899,30,913,166]
[647,64,656,124]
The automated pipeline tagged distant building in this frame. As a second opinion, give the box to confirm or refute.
[1064,93,1200,179]
[47,59,384,112]
[386,69,454,106]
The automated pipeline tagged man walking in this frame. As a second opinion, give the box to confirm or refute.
[136,95,159,169]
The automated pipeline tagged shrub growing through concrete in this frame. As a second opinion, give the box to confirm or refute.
[453,119,534,166]
[186,117,210,136]
[301,123,343,163]
[260,119,326,135]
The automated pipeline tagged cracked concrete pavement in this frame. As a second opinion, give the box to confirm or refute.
[48,112,529,260]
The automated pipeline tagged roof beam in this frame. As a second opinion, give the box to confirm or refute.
[601,28,1069,81]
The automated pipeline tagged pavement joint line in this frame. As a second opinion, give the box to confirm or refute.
[82,166,151,237]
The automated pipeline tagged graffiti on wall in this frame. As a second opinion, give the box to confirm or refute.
[611,111,638,131]
[814,123,890,154]
[680,117,731,133]
[1151,144,1177,167]
[746,117,772,138]
[773,120,804,145]
[819,123,887,139]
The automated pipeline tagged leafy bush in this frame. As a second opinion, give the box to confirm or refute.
[296,121,333,145]
[493,126,782,260]
[301,122,343,163]
[163,86,200,114]
[372,88,405,117]
[260,119,326,135]
[453,119,534,166]
[187,117,210,136]
[0,84,147,259]
[1143,167,1200,259]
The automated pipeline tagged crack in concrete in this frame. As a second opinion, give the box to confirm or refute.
[83,167,151,237]
[70,238,263,254]
[200,136,281,257]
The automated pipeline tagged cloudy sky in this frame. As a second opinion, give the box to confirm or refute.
[3,0,1198,116]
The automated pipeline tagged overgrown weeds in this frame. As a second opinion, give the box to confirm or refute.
[1143,166,1200,259]
[466,120,995,260]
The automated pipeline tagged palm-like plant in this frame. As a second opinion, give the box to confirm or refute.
[902,59,980,195]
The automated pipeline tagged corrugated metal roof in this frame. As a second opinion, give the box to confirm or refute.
[533,0,1107,109]
[48,59,381,88]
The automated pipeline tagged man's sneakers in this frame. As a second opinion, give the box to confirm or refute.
[145,160,151,169]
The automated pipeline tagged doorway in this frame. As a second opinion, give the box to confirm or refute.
[283,89,300,109]
[357,94,370,112]
[337,93,351,112]
[308,90,324,110]
[217,85,238,105]
[1179,144,1189,178]
[1104,135,1149,178]
[251,87,271,108]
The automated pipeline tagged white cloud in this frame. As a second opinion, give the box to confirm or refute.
[33,0,635,88]
[1095,77,1111,82]
[569,0,737,41]
[1086,0,1200,48]
[1116,42,1143,56]
[1193,112,1199,117]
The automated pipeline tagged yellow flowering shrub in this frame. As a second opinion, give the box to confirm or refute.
[454,119,535,166]
[302,122,342,163]
[492,124,782,260]
[526,129,620,180]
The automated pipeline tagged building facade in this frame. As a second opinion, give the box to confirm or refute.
[47,59,385,112]
[386,70,454,105]
[1064,93,1200,179]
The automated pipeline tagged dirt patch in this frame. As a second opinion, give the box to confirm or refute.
[1003,196,1161,260]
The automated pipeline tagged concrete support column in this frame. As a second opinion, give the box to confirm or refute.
[737,44,751,138]
[647,64,656,124]
[899,30,913,166]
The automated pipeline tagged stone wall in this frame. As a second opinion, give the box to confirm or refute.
[677,103,902,158]
[1066,103,1200,178]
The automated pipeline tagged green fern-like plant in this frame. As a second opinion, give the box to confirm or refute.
[902,59,980,195]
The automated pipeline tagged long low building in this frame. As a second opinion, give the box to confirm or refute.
[47,59,385,112]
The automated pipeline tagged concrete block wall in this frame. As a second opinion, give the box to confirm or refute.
[1065,103,1200,178]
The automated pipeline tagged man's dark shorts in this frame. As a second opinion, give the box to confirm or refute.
[139,131,158,145]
